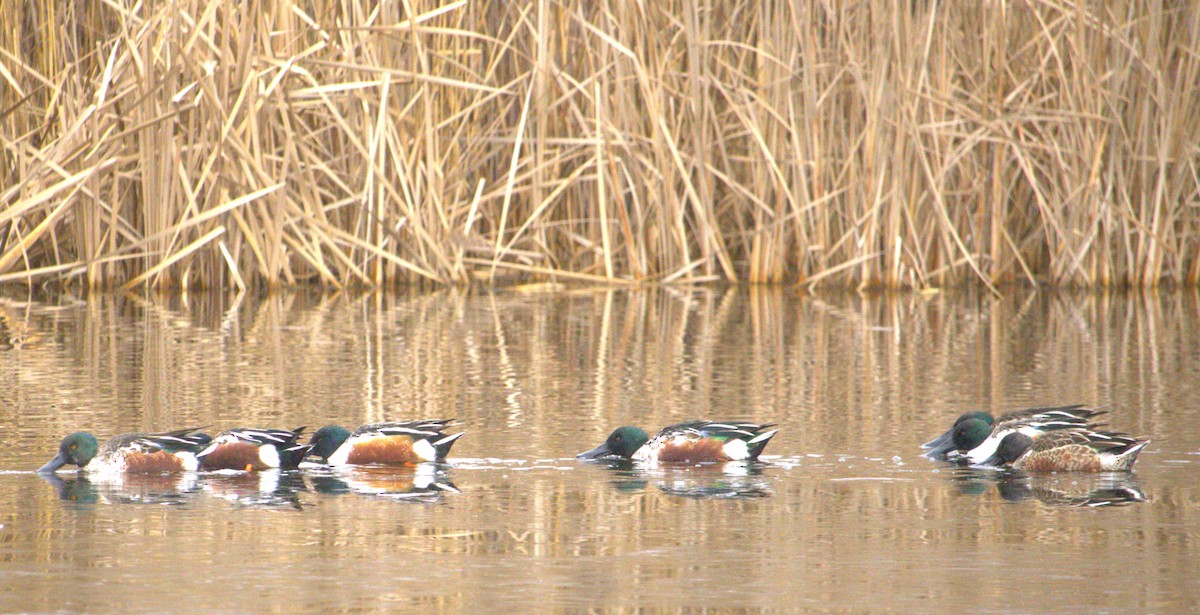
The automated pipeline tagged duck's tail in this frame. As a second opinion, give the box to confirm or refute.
[745,429,778,460]
[431,432,465,460]
[1110,439,1150,471]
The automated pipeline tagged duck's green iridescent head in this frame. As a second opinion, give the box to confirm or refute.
[951,418,994,454]
[958,411,995,427]
[307,426,351,462]
[38,432,100,473]
[577,426,649,460]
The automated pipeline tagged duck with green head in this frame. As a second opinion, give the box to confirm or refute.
[578,421,778,463]
[37,428,211,475]
[306,419,464,466]
[923,404,1105,461]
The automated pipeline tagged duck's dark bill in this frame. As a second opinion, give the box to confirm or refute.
[576,443,613,459]
[976,453,1005,468]
[921,429,952,450]
[37,451,69,474]
[922,438,958,460]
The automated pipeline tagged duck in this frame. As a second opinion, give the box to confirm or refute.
[577,421,778,463]
[36,428,211,475]
[955,406,1108,464]
[196,427,309,471]
[306,420,464,466]
[976,429,1150,472]
[922,404,1105,461]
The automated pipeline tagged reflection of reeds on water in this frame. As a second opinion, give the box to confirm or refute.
[3,2,1200,289]
[11,287,1200,583]
[10,286,1200,611]
[10,288,1200,465]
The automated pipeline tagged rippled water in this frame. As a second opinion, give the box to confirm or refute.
[1,288,1198,611]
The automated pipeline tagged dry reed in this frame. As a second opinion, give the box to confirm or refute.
[2,0,1199,289]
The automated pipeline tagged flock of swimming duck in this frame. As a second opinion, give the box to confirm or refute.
[36,404,1149,476]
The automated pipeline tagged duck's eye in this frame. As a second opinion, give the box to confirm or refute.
[70,444,77,450]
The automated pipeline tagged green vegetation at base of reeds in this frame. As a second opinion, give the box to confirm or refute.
[3,1,1199,290]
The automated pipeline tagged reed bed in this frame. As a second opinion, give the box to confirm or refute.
[2,0,1199,289]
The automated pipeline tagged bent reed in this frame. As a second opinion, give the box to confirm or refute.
[2,1,1199,290]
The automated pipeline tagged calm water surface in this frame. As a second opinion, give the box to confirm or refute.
[1,288,1198,611]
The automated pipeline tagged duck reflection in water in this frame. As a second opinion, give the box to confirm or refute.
[591,457,773,500]
[995,473,1147,507]
[203,469,308,510]
[39,471,202,507]
[945,466,1146,507]
[304,463,460,504]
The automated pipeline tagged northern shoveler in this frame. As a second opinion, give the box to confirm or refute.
[577,421,778,463]
[306,420,464,466]
[36,428,211,475]
[197,427,309,471]
[922,404,1104,461]
[977,429,1150,473]
[956,406,1107,464]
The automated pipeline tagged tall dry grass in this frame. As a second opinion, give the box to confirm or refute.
[2,1,1199,289]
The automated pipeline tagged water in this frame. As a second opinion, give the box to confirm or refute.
[1,288,1198,611]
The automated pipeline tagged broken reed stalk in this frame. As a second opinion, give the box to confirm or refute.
[1,0,1198,290]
